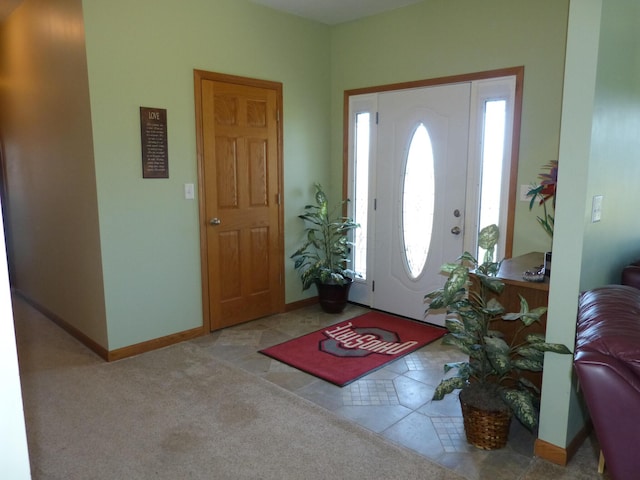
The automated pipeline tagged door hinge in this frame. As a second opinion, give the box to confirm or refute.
[276,110,280,122]
[276,193,281,205]
[372,280,375,292]
[374,198,377,210]
[376,112,379,124]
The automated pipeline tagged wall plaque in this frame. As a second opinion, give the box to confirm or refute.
[140,107,169,178]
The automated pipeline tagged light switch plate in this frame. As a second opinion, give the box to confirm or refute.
[520,184,534,202]
[591,195,603,222]
[184,183,195,200]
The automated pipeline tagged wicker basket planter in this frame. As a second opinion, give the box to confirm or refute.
[459,396,512,450]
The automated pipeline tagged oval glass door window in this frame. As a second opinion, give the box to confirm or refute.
[402,123,435,279]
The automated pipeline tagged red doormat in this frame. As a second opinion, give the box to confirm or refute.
[259,311,445,386]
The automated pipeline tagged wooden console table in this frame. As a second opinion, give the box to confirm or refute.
[494,252,549,329]
[480,252,549,389]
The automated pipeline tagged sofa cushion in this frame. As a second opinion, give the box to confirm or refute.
[575,285,640,379]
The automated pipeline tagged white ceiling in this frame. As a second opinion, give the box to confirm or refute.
[250,0,424,25]
[0,1,423,25]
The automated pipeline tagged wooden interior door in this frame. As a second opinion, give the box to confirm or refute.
[195,71,284,330]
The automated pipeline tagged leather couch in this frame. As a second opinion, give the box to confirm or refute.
[574,283,640,480]
[621,258,640,289]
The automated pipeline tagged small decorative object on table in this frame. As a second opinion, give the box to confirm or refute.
[523,265,545,283]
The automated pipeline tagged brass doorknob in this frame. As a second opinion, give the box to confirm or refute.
[209,218,221,225]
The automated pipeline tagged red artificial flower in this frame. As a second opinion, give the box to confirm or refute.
[537,160,557,207]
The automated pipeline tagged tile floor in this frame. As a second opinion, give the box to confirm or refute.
[194,302,611,480]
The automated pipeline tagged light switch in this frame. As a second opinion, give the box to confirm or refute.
[591,195,603,222]
[520,184,534,202]
[184,183,195,200]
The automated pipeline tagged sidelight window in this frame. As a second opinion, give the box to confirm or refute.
[477,99,507,261]
[353,112,370,280]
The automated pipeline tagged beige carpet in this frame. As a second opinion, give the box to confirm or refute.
[14,301,463,480]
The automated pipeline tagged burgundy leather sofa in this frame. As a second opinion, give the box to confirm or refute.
[574,282,640,480]
[621,259,640,289]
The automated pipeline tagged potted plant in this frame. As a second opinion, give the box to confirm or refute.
[527,160,558,276]
[425,224,571,450]
[291,183,359,313]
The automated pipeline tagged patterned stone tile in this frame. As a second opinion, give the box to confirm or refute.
[432,416,467,452]
[265,359,298,372]
[405,349,467,370]
[342,379,399,406]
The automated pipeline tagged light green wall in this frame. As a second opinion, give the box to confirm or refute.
[82,0,331,349]
[540,0,640,448]
[581,0,640,285]
[329,0,570,256]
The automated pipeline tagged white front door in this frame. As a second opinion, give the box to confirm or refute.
[372,84,471,324]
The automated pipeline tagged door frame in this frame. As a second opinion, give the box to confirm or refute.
[343,66,524,259]
[193,70,285,331]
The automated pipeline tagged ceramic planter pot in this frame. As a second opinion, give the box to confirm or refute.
[316,279,353,313]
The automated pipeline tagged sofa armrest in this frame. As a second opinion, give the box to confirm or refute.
[574,352,640,480]
[622,265,640,290]
[575,285,640,480]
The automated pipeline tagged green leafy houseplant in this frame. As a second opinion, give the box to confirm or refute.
[425,225,571,433]
[291,183,359,290]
